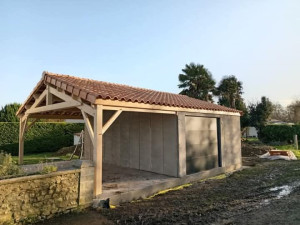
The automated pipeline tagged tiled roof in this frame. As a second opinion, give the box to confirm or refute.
[42,72,240,113]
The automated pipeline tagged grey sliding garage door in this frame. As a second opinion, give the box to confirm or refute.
[185,116,220,174]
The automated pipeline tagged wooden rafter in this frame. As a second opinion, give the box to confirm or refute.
[27,89,47,112]
[102,110,122,134]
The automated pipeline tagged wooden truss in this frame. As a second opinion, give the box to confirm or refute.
[18,84,125,197]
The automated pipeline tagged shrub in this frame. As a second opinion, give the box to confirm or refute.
[0,151,23,177]
[259,125,300,143]
[41,165,58,174]
[0,122,83,155]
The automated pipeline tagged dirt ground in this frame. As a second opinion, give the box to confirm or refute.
[37,140,300,225]
[36,158,300,225]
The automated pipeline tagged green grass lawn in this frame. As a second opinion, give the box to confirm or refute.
[12,152,78,165]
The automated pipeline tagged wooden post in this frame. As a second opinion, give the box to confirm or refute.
[93,105,103,197]
[18,117,26,164]
[294,135,298,150]
[46,86,53,105]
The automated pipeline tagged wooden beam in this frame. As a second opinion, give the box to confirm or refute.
[81,110,95,146]
[29,114,83,120]
[21,117,28,138]
[25,118,38,133]
[29,89,47,111]
[102,106,175,115]
[97,99,240,116]
[94,105,103,197]
[26,101,81,114]
[46,86,53,105]
[49,86,96,116]
[78,105,96,117]
[102,110,122,134]
[33,93,40,100]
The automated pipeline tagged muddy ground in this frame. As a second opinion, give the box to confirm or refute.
[37,141,300,225]
[37,158,300,225]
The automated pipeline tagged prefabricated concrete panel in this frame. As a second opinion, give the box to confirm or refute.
[102,111,178,177]
[150,113,164,174]
[221,115,241,167]
[163,114,178,177]
[129,112,140,169]
[185,116,219,174]
[120,112,130,168]
[139,113,152,171]
[177,112,187,177]
[103,111,114,164]
[111,115,121,166]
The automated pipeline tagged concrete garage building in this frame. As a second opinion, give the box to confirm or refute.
[17,72,242,198]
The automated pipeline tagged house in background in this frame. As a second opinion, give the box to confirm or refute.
[16,71,242,197]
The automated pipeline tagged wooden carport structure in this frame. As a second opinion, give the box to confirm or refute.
[17,71,241,197]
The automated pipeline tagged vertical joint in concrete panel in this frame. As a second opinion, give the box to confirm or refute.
[177,112,186,177]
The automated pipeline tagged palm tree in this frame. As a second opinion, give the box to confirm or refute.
[178,63,216,102]
[216,75,243,108]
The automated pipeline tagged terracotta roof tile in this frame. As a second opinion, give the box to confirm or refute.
[42,71,240,114]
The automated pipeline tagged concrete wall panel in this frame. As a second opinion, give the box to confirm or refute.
[163,114,178,177]
[139,113,152,171]
[150,113,164,174]
[129,112,140,169]
[102,111,178,177]
[221,115,241,167]
[185,116,219,174]
[111,116,121,166]
[186,155,218,173]
[120,112,130,167]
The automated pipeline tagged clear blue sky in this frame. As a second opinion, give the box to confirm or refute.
[1,0,299,108]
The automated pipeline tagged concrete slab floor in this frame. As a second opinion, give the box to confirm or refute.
[102,163,175,197]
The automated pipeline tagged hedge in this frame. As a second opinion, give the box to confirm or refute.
[0,122,84,155]
[259,125,300,143]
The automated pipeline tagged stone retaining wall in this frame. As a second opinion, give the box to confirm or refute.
[0,160,94,224]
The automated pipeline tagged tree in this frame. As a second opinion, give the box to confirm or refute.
[215,75,243,109]
[270,103,289,122]
[236,98,250,129]
[215,75,249,130]
[178,63,216,102]
[249,97,273,134]
[287,100,300,123]
[0,103,21,122]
